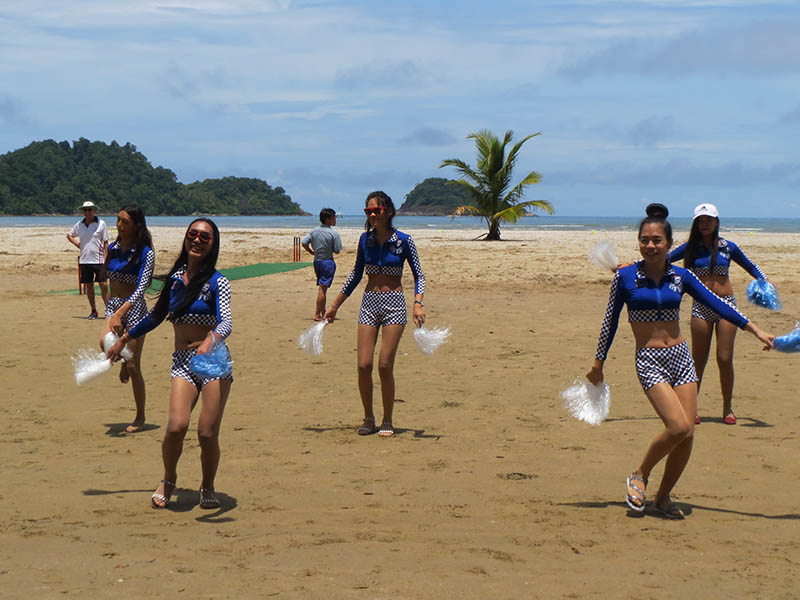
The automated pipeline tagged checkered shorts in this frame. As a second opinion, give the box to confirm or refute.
[635,341,698,390]
[691,294,737,323]
[172,347,234,390]
[105,296,149,329]
[358,290,407,327]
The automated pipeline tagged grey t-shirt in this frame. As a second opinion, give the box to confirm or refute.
[301,225,342,261]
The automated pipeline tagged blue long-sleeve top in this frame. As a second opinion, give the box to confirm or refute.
[105,242,155,307]
[128,268,232,340]
[595,261,749,360]
[668,238,766,279]
[341,229,426,296]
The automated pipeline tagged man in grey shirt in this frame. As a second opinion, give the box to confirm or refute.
[302,208,343,320]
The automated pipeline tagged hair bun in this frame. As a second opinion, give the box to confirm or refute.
[645,203,669,219]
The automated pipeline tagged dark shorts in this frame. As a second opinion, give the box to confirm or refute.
[80,263,107,284]
[172,347,234,390]
[314,259,336,287]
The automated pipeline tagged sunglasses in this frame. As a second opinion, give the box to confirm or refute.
[186,228,213,244]
[363,206,385,216]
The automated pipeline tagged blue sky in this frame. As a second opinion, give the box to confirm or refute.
[1,0,799,217]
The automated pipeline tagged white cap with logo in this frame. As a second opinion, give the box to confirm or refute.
[693,203,719,220]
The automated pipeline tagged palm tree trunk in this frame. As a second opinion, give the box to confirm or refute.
[486,219,502,240]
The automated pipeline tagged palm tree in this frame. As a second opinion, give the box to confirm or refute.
[440,129,553,240]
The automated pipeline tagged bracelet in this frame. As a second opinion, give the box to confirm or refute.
[414,299,424,307]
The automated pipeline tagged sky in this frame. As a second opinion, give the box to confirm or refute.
[1,0,799,217]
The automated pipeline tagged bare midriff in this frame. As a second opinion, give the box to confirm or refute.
[109,281,135,300]
[695,273,733,297]
[174,323,215,350]
[630,320,685,350]
[364,274,403,293]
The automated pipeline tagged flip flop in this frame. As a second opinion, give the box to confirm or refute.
[151,479,175,509]
[723,413,737,425]
[625,471,647,512]
[357,417,378,436]
[199,488,221,509]
[652,496,685,520]
[378,422,395,438]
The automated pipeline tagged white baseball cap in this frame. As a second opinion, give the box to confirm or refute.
[79,201,98,210]
[693,203,719,220]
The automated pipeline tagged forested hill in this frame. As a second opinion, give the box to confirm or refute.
[398,177,472,215]
[0,138,305,215]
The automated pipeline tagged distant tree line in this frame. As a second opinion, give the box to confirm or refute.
[0,138,305,215]
[398,177,472,215]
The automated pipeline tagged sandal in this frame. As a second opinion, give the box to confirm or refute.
[625,471,647,512]
[723,413,737,425]
[378,422,394,438]
[199,487,221,509]
[653,496,685,520]
[151,479,175,509]
[357,417,378,436]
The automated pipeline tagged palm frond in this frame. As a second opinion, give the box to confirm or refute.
[503,170,543,204]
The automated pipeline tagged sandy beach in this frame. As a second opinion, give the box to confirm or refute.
[1,224,799,599]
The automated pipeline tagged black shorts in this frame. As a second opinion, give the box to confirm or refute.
[80,264,107,284]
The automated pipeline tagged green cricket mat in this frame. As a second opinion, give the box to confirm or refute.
[48,262,311,295]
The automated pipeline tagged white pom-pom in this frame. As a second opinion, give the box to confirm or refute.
[589,241,619,271]
[298,321,327,355]
[73,348,112,385]
[103,331,133,361]
[413,325,451,355]
[561,377,611,425]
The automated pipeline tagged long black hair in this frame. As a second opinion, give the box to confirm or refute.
[118,205,153,264]
[638,203,672,246]
[149,218,221,323]
[684,214,720,271]
[363,190,396,232]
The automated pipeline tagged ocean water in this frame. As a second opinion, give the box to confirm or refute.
[2,215,800,232]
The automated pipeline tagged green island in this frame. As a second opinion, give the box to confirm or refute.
[397,177,472,216]
[0,138,306,216]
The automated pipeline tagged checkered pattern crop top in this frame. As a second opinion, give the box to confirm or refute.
[669,238,766,279]
[128,268,232,340]
[105,242,155,306]
[341,230,425,296]
[595,261,749,360]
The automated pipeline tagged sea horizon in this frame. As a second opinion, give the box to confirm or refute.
[2,214,800,233]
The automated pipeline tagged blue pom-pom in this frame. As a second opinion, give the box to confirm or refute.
[746,279,782,311]
[189,340,233,377]
[774,324,800,353]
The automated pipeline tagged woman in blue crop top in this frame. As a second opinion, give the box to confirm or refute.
[668,203,770,425]
[324,191,426,438]
[108,218,233,510]
[100,205,155,434]
[587,204,773,519]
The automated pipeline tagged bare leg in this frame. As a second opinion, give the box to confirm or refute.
[376,323,405,430]
[690,317,713,418]
[315,285,329,320]
[630,381,696,505]
[356,324,380,421]
[99,281,109,310]
[652,382,697,504]
[715,320,738,419]
[152,377,199,507]
[125,335,147,433]
[86,283,97,314]
[196,379,232,493]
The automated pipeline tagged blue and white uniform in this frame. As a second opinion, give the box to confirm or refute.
[341,229,425,327]
[129,268,233,388]
[596,261,750,389]
[104,242,155,327]
[669,238,766,323]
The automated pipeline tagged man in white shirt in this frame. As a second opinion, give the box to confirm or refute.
[66,201,109,319]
